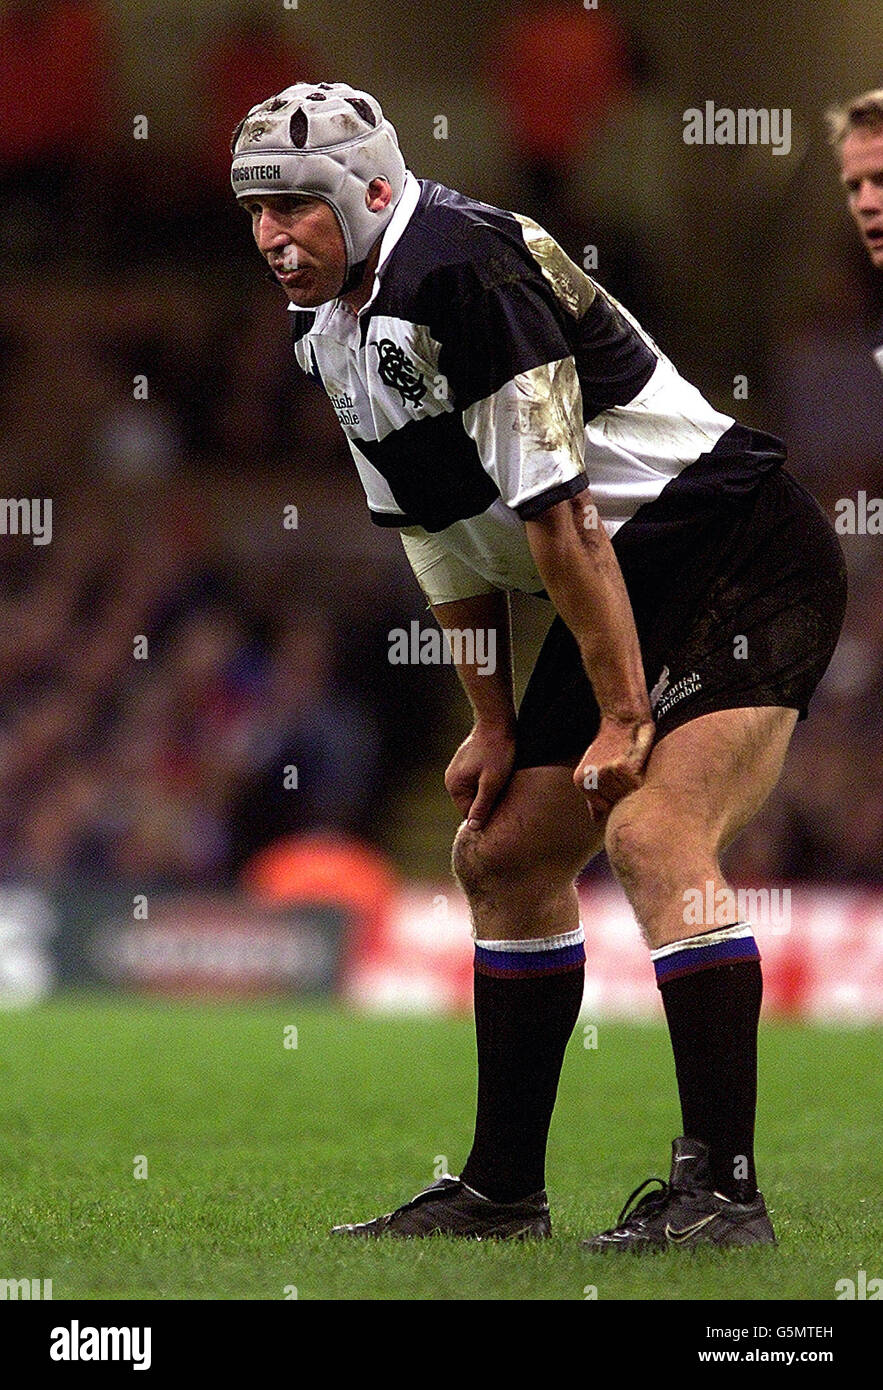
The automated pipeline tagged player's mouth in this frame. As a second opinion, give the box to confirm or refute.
[273,265,309,285]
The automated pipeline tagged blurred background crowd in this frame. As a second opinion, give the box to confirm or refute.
[1,0,882,890]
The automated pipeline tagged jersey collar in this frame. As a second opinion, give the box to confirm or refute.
[369,168,421,288]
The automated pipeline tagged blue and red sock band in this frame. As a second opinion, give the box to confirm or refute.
[650,922,760,988]
[474,926,586,980]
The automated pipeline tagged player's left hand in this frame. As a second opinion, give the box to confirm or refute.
[573,715,656,822]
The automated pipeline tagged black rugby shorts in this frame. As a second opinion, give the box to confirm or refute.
[513,465,848,769]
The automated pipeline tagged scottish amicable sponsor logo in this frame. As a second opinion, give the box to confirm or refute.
[653,670,702,718]
[232,164,283,184]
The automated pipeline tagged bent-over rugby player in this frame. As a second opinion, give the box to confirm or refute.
[231,83,847,1249]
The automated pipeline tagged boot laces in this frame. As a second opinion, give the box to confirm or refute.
[614,1176,669,1230]
[388,1176,459,1221]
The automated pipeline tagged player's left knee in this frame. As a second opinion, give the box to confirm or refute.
[604,793,696,890]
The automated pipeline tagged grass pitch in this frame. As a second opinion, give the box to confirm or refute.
[0,995,879,1301]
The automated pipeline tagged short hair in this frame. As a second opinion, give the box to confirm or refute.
[826,90,883,148]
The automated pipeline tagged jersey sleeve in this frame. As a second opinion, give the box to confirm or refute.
[435,269,590,519]
[399,526,501,605]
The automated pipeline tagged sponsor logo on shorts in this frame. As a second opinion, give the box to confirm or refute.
[649,665,670,711]
[654,670,702,718]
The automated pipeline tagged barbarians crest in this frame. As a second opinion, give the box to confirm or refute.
[374,338,426,407]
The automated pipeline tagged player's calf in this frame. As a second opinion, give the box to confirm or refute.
[604,790,725,949]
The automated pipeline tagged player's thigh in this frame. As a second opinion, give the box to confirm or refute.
[607,705,799,865]
[452,763,604,893]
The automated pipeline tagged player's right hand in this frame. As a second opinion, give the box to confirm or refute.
[444,721,517,831]
[574,714,656,822]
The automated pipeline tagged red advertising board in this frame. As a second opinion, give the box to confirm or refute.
[343,884,883,1020]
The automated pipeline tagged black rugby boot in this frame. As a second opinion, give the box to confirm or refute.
[332,1174,551,1240]
[582,1138,776,1252]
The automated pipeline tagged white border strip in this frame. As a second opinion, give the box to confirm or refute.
[650,921,754,962]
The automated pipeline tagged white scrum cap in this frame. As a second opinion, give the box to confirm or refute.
[230,81,407,281]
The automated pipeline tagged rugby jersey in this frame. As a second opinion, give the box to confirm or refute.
[290,172,785,600]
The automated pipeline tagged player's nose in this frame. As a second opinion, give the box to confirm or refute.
[856,180,883,215]
[255,209,291,253]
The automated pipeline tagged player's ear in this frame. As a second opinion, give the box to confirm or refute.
[365,178,392,212]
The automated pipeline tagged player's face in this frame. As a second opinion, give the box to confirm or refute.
[839,128,883,267]
[244,194,348,305]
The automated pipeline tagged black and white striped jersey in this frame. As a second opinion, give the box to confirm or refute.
[289,172,786,600]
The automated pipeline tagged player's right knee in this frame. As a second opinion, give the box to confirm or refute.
[451,824,496,897]
[451,824,578,911]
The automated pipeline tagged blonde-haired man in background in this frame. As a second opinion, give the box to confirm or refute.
[829,89,883,270]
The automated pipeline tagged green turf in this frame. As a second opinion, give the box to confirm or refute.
[0,995,878,1300]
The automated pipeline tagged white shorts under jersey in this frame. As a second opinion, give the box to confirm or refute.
[290,172,786,603]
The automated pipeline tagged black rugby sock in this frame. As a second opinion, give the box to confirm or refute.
[459,928,585,1204]
[652,923,763,1202]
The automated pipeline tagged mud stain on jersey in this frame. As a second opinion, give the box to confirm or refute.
[512,356,586,458]
[410,323,442,377]
[513,213,596,319]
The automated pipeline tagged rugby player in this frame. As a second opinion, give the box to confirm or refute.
[231,83,847,1249]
